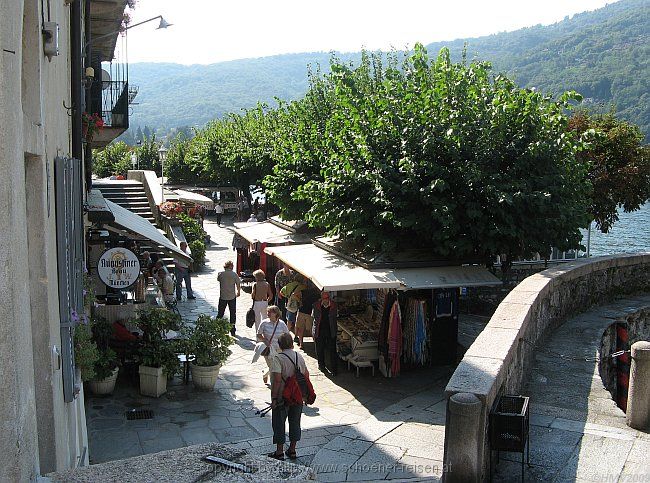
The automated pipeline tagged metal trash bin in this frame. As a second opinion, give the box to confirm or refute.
[489,395,530,480]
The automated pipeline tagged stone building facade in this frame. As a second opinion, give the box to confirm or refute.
[0,0,127,479]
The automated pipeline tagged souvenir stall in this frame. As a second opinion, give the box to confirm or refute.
[264,241,501,377]
[231,218,311,283]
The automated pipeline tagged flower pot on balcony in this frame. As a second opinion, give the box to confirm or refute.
[190,363,221,391]
[139,365,167,397]
[88,367,119,395]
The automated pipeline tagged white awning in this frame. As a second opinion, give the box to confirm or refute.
[105,200,191,263]
[264,244,400,291]
[174,189,214,210]
[264,243,501,291]
[392,265,501,289]
[234,221,294,244]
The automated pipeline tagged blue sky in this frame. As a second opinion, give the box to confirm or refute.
[125,0,618,65]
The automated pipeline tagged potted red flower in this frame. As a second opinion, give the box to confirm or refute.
[82,112,104,142]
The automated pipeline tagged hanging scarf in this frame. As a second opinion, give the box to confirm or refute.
[388,300,402,376]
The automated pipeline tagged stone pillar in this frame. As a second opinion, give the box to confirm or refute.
[626,341,650,430]
[443,392,483,482]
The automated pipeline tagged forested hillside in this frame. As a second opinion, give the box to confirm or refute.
[125,0,648,141]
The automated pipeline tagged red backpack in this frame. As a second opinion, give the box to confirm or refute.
[281,353,316,405]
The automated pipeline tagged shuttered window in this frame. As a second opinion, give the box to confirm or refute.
[54,156,84,402]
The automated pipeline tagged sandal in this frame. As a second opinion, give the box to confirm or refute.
[267,451,285,461]
[285,450,297,460]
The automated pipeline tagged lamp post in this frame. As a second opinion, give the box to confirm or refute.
[158,146,168,201]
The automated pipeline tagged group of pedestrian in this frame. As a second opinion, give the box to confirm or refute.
[166,213,335,461]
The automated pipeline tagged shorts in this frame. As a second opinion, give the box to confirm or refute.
[286,310,297,324]
[296,312,313,337]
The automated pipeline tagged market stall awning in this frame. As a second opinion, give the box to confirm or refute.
[234,221,295,244]
[392,265,502,289]
[174,189,214,210]
[105,200,192,263]
[264,244,400,291]
[265,243,501,291]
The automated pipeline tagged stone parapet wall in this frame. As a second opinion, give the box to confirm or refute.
[443,253,650,481]
[127,170,163,222]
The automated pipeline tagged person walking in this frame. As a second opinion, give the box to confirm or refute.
[174,241,195,301]
[217,260,241,336]
[274,265,294,319]
[252,269,273,332]
[215,202,224,226]
[296,285,318,348]
[268,332,309,461]
[257,305,290,384]
[312,291,338,376]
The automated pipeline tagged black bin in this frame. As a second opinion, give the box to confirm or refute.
[489,395,530,480]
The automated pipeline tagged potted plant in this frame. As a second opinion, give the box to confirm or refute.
[81,111,104,142]
[137,308,181,397]
[159,201,184,218]
[184,315,233,391]
[87,316,120,395]
[74,320,100,381]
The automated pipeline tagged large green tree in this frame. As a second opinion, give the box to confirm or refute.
[265,46,592,262]
[568,111,650,232]
[189,104,280,203]
[92,141,132,178]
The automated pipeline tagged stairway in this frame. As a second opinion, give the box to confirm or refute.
[92,179,156,224]
[93,179,176,271]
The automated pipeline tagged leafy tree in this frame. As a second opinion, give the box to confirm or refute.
[135,126,144,144]
[136,135,161,172]
[265,46,592,262]
[189,104,280,203]
[165,133,203,184]
[568,111,650,232]
[92,141,132,178]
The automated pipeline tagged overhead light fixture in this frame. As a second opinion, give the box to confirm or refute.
[156,17,173,29]
[85,15,172,51]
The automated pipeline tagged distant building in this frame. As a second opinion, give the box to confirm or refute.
[0,1,128,479]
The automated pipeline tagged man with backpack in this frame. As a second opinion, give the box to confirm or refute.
[268,332,313,461]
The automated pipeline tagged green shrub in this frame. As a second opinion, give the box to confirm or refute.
[178,213,207,243]
[137,308,182,377]
[189,239,206,266]
[74,323,99,381]
[183,315,233,367]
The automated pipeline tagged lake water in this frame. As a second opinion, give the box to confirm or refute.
[582,202,650,256]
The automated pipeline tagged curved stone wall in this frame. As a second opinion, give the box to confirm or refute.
[443,253,650,481]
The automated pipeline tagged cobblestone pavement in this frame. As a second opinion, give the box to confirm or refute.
[85,216,462,476]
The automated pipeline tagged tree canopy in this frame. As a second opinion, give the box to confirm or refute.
[265,46,592,261]
[568,111,650,232]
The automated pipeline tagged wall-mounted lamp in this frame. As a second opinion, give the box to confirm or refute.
[82,66,95,89]
[85,15,172,52]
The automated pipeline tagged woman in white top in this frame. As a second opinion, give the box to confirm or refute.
[252,269,273,332]
[257,305,289,384]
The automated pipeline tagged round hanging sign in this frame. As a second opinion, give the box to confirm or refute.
[97,247,141,289]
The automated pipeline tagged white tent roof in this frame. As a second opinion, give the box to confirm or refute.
[234,221,294,244]
[264,243,501,291]
[105,200,191,263]
[264,244,400,291]
[174,189,214,210]
[392,265,501,289]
